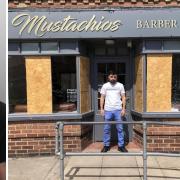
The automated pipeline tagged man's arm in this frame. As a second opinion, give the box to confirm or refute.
[100,94,105,116]
[121,94,126,116]
[0,163,6,180]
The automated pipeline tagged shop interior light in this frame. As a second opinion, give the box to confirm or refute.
[105,39,115,45]
[127,40,132,48]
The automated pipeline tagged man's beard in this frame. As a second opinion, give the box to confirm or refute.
[110,80,116,85]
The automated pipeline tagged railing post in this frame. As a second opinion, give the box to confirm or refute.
[55,123,59,155]
[143,121,147,180]
[60,122,64,180]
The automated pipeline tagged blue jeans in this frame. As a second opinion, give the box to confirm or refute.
[103,110,124,147]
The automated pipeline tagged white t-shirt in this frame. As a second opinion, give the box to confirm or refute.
[100,82,125,111]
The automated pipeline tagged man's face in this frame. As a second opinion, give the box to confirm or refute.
[108,74,117,84]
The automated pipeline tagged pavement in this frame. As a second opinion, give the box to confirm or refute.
[8,142,180,180]
[9,150,180,180]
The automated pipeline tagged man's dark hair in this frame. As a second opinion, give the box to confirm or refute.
[108,70,117,76]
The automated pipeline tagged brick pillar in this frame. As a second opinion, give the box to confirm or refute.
[147,54,172,112]
[25,56,52,114]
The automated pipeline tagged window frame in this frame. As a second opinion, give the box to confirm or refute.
[142,39,180,54]
[142,53,180,113]
[8,41,80,55]
[8,55,81,116]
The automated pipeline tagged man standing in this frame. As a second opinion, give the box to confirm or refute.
[100,71,128,153]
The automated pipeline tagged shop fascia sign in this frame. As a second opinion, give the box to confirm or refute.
[9,10,179,38]
[12,13,122,37]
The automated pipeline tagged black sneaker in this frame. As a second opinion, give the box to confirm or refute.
[101,146,110,152]
[118,146,128,152]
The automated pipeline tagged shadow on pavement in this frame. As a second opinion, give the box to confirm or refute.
[65,166,180,180]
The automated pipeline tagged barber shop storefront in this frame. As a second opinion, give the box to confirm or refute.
[8,8,180,157]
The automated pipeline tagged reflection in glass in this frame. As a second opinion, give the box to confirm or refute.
[172,55,180,111]
[8,56,27,113]
[51,56,77,112]
[21,43,39,52]
[41,42,58,52]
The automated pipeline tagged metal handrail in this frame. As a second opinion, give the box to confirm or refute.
[55,121,180,180]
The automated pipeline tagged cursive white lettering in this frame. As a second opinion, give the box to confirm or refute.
[12,14,122,36]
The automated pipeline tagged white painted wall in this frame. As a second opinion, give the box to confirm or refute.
[0,2,6,103]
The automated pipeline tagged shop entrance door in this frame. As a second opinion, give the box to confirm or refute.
[94,58,132,144]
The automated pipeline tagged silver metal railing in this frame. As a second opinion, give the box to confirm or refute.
[55,121,180,180]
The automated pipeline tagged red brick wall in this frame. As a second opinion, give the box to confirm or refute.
[8,0,180,9]
[8,120,93,157]
[133,119,180,153]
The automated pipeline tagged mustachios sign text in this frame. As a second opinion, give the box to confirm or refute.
[12,13,122,37]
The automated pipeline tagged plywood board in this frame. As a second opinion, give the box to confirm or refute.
[147,54,172,112]
[134,55,144,112]
[79,56,91,113]
[25,56,52,114]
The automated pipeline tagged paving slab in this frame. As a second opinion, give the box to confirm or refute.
[64,156,102,180]
[99,176,141,180]
[100,166,141,180]
[155,156,180,180]
[155,156,180,169]
[44,157,64,180]
[100,156,141,180]
[8,154,180,180]
[8,156,68,180]
[136,156,166,180]
[102,156,138,167]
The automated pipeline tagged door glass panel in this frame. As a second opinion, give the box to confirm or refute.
[97,62,126,112]
[107,48,116,55]
[118,75,126,85]
[117,63,126,74]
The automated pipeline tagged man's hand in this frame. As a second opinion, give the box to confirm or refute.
[0,162,6,180]
[121,109,126,116]
[100,95,105,116]
[100,109,104,116]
